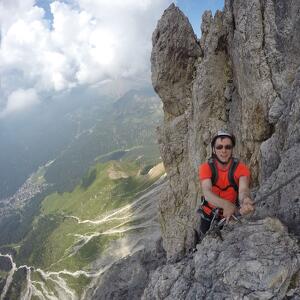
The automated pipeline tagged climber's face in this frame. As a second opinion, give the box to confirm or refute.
[213,137,233,164]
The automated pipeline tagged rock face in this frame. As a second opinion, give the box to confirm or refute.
[85,179,167,300]
[151,3,202,261]
[90,245,166,300]
[143,218,300,299]
[151,0,300,261]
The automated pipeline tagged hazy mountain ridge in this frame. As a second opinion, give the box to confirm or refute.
[0,86,162,247]
[0,90,113,200]
[38,88,163,194]
[0,87,162,200]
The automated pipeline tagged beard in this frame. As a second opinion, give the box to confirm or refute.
[212,153,232,165]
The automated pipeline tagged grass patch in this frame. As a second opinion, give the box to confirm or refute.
[14,155,164,297]
[17,214,63,267]
[61,274,92,299]
[18,159,162,270]
[81,168,97,189]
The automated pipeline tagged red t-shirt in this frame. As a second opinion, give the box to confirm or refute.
[199,159,250,214]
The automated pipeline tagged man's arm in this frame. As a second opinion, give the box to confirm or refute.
[201,178,236,221]
[238,176,255,215]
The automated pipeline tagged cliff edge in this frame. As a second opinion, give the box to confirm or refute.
[145,0,300,298]
[151,0,300,259]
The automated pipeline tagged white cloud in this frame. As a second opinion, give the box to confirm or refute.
[0,0,172,116]
[0,88,40,117]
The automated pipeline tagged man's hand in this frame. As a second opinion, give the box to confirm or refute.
[239,197,255,215]
[222,201,236,222]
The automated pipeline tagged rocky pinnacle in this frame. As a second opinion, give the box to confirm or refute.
[151,0,300,274]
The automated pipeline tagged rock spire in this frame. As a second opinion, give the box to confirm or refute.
[151,0,300,262]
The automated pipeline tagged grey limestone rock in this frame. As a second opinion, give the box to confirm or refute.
[90,245,166,300]
[151,3,201,261]
[143,218,300,300]
[145,1,300,298]
[151,3,201,118]
[151,0,300,261]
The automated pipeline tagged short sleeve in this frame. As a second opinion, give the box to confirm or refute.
[199,163,212,181]
[235,162,250,179]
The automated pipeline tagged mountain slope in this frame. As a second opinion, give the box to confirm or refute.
[0,158,165,299]
[43,87,163,194]
[0,87,162,248]
[0,87,162,200]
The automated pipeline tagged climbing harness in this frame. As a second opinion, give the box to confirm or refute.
[201,171,300,241]
[199,157,240,219]
[204,213,241,241]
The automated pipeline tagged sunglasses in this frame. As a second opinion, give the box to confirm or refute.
[215,144,233,150]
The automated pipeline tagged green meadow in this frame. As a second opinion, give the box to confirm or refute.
[13,157,163,297]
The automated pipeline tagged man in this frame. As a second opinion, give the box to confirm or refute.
[198,130,255,235]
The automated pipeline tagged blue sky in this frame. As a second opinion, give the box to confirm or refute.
[36,0,225,37]
[176,0,224,36]
[0,0,225,117]
[35,0,54,20]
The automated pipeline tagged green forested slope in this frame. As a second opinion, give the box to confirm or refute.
[1,158,164,299]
